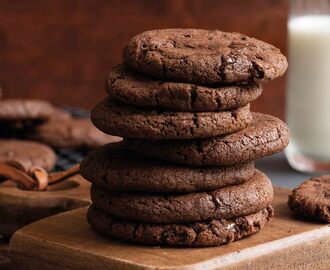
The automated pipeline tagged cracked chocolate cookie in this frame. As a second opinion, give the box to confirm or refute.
[107,65,263,112]
[29,118,122,149]
[125,113,290,165]
[124,29,288,84]
[91,97,252,140]
[0,139,57,171]
[80,142,255,193]
[87,204,274,247]
[90,169,273,223]
[288,175,330,222]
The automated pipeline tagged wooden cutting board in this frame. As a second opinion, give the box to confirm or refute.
[9,187,330,270]
[0,174,90,237]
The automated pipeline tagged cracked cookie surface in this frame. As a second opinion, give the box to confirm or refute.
[91,97,252,140]
[288,175,330,222]
[87,204,274,247]
[80,142,255,193]
[124,29,288,84]
[90,169,273,223]
[107,65,263,112]
[125,113,290,165]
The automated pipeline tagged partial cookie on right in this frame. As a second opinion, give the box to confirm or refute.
[288,175,330,222]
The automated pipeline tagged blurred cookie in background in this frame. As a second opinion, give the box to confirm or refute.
[0,97,118,168]
[0,99,71,138]
[0,139,57,171]
[0,99,70,122]
[29,118,122,150]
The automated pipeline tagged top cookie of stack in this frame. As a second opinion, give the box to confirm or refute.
[92,29,287,141]
[124,29,287,85]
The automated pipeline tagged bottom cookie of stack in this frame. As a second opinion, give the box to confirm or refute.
[87,205,274,247]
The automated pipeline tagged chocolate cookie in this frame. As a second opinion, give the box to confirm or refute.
[288,175,330,222]
[91,97,252,140]
[29,118,122,149]
[0,139,57,171]
[87,204,274,247]
[124,29,288,84]
[48,108,72,121]
[0,99,71,138]
[107,65,263,112]
[90,169,273,223]
[80,142,255,193]
[125,113,290,165]
[0,99,67,121]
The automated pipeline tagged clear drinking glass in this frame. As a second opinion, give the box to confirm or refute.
[286,0,330,172]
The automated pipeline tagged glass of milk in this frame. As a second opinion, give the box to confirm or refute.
[286,0,330,172]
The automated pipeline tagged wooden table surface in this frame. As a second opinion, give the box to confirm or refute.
[0,0,288,119]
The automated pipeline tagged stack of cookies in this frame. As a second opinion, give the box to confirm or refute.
[81,29,290,247]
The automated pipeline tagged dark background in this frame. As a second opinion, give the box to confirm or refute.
[0,0,288,118]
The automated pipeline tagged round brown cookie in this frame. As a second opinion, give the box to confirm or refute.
[29,118,122,149]
[0,100,71,138]
[0,99,63,121]
[0,139,57,171]
[288,175,330,222]
[124,29,288,84]
[91,169,273,224]
[91,97,252,140]
[106,65,263,112]
[88,204,274,247]
[125,113,290,165]
[48,108,72,121]
[80,142,255,193]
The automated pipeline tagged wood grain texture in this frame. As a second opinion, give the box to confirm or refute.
[0,174,90,238]
[0,0,287,119]
[9,187,330,270]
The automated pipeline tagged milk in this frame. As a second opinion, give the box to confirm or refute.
[286,15,330,161]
